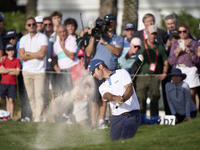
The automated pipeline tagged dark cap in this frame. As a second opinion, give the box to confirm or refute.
[167,68,186,80]
[5,43,15,50]
[88,59,105,73]
[0,12,4,20]
[124,23,135,30]
[104,14,115,20]
[4,29,17,39]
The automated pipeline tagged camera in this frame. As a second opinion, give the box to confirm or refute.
[169,29,180,40]
[91,17,110,37]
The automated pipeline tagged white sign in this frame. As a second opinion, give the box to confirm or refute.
[163,115,176,125]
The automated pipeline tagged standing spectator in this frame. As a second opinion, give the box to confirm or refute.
[0,44,21,119]
[4,29,31,121]
[85,14,123,128]
[42,17,58,121]
[166,68,197,124]
[133,13,167,46]
[52,25,79,121]
[64,17,78,37]
[52,25,79,93]
[50,11,62,32]
[19,17,48,122]
[35,16,44,33]
[119,37,141,74]
[71,48,90,125]
[168,23,200,105]
[118,23,136,72]
[88,59,140,141]
[136,25,168,116]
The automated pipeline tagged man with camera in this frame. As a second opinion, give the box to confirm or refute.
[85,14,123,129]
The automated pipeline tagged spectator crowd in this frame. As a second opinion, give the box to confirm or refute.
[0,11,199,127]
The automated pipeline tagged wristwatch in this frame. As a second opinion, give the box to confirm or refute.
[26,52,29,55]
[104,42,108,46]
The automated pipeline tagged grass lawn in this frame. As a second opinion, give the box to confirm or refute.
[0,116,200,150]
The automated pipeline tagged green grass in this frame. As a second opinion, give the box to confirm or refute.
[0,116,200,150]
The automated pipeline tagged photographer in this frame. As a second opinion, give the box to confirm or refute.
[85,14,123,129]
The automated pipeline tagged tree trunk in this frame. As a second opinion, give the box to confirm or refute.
[26,0,37,16]
[99,0,118,19]
[121,0,139,37]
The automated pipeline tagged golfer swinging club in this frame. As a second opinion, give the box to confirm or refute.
[88,59,141,141]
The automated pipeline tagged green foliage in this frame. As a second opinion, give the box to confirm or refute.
[3,11,27,33]
[161,10,200,39]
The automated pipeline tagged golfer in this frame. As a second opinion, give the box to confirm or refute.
[88,59,140,141]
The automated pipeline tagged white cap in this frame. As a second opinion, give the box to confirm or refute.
[35,16,43,23]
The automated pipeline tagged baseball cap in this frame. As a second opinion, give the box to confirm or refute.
[148,25,157,34]
[35,16,43,23]
[4,29,17,39]
[104,14,115,20]
[88,59,105,73]
[5,43,15,50]
[131,37,141,46]
[124,23,135,30]
[0,12,4,20]
[77,48,84,57]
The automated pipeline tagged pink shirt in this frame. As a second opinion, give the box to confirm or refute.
[53,35,79,69]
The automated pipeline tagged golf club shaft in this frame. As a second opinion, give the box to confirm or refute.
[116,62,143,109]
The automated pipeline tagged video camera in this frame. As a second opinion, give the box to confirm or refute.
[91,17,110,38]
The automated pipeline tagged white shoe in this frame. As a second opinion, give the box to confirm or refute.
[25,117,30,122]
[98,119,108,129]
[66,118,73,124]
[42,118,47,122]
[34,118,41,122]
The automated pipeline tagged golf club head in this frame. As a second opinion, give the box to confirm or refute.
[138,54,144,62]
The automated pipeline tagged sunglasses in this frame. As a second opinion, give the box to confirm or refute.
[9,36,16,40]
[27,23,36,27]
[134,46,141,49]
[178,30,187,34]
[0,19,3,22]
[44,23,53,27]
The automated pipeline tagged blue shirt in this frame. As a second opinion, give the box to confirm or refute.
[93,34,123,71]
[165,81,197,116]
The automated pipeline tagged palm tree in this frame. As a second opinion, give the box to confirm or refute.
[121,0,139,37]
[26,0,37,16]
[99,0,118,19]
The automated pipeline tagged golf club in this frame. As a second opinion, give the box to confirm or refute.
[116,54,144,109]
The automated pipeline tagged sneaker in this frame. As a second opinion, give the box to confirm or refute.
[98,119,108,129]
[18,118,25,122]
[42,118,47,122]
[66,118,73,124]
[24,117,31,122]
[34,118,41,122]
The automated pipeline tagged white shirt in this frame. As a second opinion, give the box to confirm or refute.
[53,34,79,69]
[99,69,140,116]
[19,32,48,73]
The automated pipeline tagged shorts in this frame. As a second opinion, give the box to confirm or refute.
[0,84,17,99]
[73,99,88,122]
